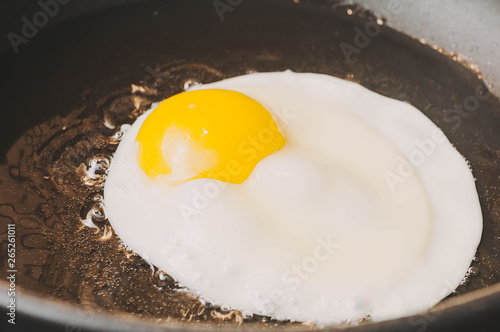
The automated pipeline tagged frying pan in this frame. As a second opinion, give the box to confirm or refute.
[1,0,499,331]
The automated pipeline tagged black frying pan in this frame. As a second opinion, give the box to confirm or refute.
[1,0,499,331]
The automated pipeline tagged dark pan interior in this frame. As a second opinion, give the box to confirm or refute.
[0,0,499,331]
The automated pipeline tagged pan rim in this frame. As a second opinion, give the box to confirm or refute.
[1,281,500,331]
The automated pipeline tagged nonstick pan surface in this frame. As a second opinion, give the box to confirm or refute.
[0,0,499,331]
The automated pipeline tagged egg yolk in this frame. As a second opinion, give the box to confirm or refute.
[136,89,286,184]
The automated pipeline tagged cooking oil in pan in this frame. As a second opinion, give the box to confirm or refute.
[0,2,499,328]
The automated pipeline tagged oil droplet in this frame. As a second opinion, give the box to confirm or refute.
[103,118,116,130]
[151,266,175,288]
[86,155,111,180]
[110,125,131,145]
[9,166,20,177]
[34,125,42,136]
[100,224,114,240]
[468,266,479,276]
[117,241,127,250]
[25,134,33,145]
[197,305,206,316]
[199,296,214,308]
[220,304,231,313]
[113,130,123,141]
[81,217,97,229]
[90,202,106,222]
[241,310,253,321]
[117,242,137,261]
[347,9,353,15]
[183,79,201,91]
[80,201,106,229]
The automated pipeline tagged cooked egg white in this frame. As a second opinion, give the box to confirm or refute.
[104,71,482,325]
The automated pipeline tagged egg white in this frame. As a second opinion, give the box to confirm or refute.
[104,71,482,325]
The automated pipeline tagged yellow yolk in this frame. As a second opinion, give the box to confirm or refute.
[136,89,286,184]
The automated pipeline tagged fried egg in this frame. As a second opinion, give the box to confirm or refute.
[103,71,482,325]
